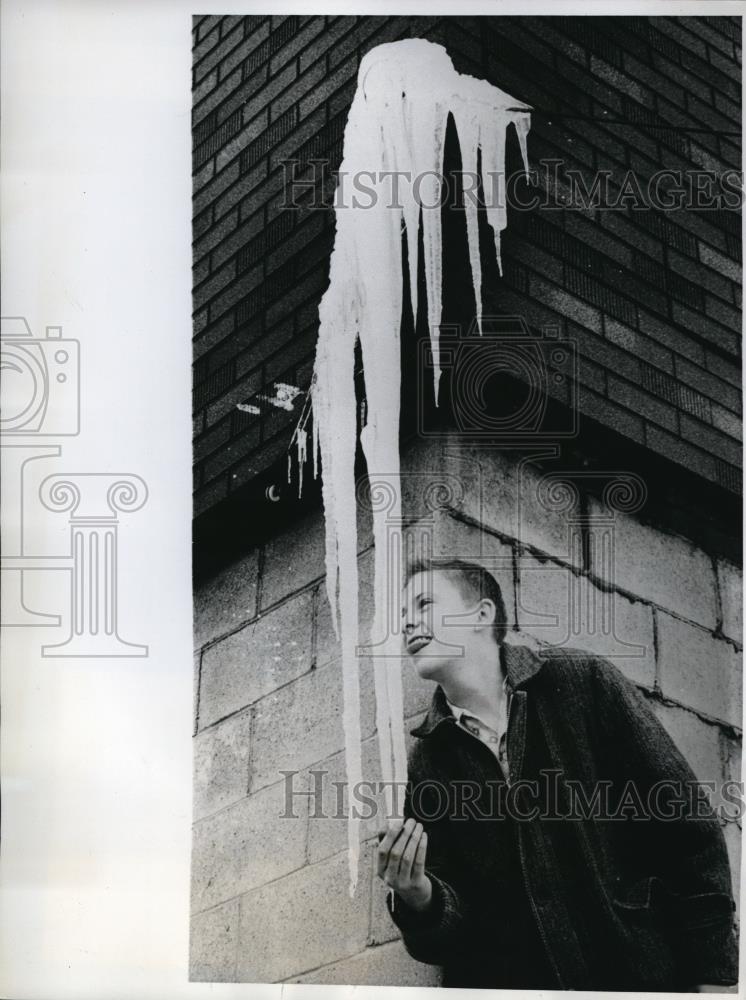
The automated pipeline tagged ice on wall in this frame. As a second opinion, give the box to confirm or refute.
[308,38,530,894]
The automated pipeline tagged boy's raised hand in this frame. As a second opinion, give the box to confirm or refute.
[376,817,433,912]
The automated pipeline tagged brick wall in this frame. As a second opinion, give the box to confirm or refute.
[191,15,742,985]
[193,15,742,521]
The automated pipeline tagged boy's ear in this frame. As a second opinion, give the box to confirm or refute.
[477,598,497,626]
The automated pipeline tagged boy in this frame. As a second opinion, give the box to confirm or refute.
[377,558,739,991]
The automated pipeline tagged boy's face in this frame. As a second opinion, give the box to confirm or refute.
[402,570,481,681]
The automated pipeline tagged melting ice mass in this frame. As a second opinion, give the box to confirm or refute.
[305,39,530,893]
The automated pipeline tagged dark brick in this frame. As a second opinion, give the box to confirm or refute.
[194,21,245,85]
[193,69,218,106]
[206,368,264,428]
[578,385,645,444]
[637,311,706,367]
[220,22,270,83]
[269,16,325,76]
[704,348,741,389]
[194,312,236,363]
[229,434,289,493]
[194,161,240,220]
[195,259,237,304]
[299,16,357,74]
[645,425,718,485]
[680,17,737,58]
[193,64,244,126]
[194,419,232,463]
[569,323,642,384]
[680,413,741,465]
[565,268,638,326]
[193,20,221,63]
[652,18,707,59]
[608,375,679,432]
[235,320,295,380]
[705,294,742,333]
[675,356,742,415]
[639,362,711,423]
[650,51,714,105]
[671,301,740,355]
[271,61,327,123]
[711,402,742,441]
[265,266,326,328]
[600,213,665,262]
[529,274,603,333]
[604,318,674,373]
[203,424,263,482]
[194,209,240,271]
[208,265,264,323]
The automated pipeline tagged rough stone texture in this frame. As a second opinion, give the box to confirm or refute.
[517,552,656,688]
[250,656,376,791]
[191,778,307,912]
[722,820,742,918]
[199,590,313,729]
[304,733,397,864]
[403,438,581,567]
[194,549,260,648]
[657,612,742,727]
[235,843,373,982]
[193,708,252,822]
[189,898,239,981]
[260,508,325,609]
[369,875,403,947]
[587,500,719,630]
[717,559,743,644]
[291,939,441,985]
[651,701,723,786]
[315,548,375,669]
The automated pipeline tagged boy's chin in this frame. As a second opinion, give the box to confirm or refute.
[412,656,454,682]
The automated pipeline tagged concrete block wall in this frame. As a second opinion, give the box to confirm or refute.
[191,441,742,982]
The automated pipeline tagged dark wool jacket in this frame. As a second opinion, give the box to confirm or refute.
[387,642,739,991]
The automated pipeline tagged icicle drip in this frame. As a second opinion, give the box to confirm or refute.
[296,428,307,498]
[311,39,530,895]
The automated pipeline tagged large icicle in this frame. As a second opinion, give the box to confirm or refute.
[310,39,530,895]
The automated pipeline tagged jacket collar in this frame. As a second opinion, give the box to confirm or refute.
[409,642,544,739]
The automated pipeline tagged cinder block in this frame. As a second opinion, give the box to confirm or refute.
[717,559,743,644]
[194,549,260,648]
[517,553,656,688]
[305,735,384,864]
[721,820,742,918]
[236,842,373,982]
[250,657,376,791]
[402,438,581,568]
[193,653,201,736]
[315,549,375,670]
[403,510,516,623]
[191,778,307,912]
[588,500,719,630]
[369,878,404,948]
[292,939,442,985]
[189,897,239,981]
[199,590,313,729]
[193,708,252,822]
[651,700,723,786]
[261,509,326,610]
[657,613,742,727]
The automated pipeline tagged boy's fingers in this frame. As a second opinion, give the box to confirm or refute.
[412,830,428,880]
[399,823,423,879]
[381,819,415,881]
[376,819,404,877]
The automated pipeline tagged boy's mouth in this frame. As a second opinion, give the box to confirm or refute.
[406,634,432,654]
